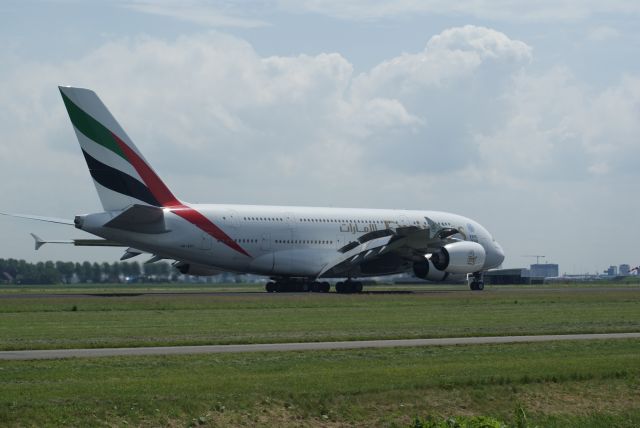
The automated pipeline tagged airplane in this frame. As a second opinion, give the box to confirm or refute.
[1,86,505,293]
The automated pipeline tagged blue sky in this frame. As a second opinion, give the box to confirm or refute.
[1,1,639,274]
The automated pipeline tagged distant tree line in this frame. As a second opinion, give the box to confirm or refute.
[0,258,173,285]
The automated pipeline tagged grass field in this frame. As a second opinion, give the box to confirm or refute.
[1,339,638,426]
[1,284,639,427]
[0,285,638,351]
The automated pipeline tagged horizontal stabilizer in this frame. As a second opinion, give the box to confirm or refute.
[73,239,124,247]
[29,233,124,250]
[31,233,50,250]
[104,204,169,234]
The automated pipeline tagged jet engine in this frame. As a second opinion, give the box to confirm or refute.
[412,260,449,281]
[429,241,486,274]
[173,261,222,276]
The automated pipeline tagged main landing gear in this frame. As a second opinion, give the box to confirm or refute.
[264,278,364,293]
[469,272,485,291]
[265,279,330,293]
[335,280,363,294]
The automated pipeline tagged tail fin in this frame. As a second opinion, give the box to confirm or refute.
[59,86,180,211]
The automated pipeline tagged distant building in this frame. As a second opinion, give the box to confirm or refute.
[484,268,530,285]
[619,264,630,276]
[605,265,618,276]
[529,263,559,279]
[606,266,614,276]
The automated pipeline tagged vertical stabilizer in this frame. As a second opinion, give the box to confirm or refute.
[59,86,180,211]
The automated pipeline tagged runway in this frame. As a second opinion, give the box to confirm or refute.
[1,332,638,360]
[0,286,637,299]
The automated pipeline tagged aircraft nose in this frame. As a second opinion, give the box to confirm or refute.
[485,241,505,269]
[493,242,505,267]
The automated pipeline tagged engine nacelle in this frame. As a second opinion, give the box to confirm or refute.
[412,260,449,281]
[173,261,222,276]
[430,241,486,274]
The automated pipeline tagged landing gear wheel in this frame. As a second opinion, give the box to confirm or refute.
[321,282,330,293]
[335,281,363,294]
[266,282,276,293]
[469,272,484,291]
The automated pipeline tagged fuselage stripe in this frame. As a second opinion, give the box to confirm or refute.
[110,133,250,258]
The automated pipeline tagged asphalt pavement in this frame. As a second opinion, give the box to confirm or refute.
[1,332,638,360]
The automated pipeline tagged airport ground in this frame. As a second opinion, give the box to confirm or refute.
[0,282,639,427]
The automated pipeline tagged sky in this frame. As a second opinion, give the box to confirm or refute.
[1,1,639,274]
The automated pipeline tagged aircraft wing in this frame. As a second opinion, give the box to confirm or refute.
[318,216,464,278]
[0,212,74,225]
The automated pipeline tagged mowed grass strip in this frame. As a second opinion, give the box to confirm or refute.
[0,340,638,427]
[0,288,639,350]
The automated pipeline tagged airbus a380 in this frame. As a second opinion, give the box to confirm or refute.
[3,86,505,293]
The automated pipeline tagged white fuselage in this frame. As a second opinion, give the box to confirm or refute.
[80,204,505,279]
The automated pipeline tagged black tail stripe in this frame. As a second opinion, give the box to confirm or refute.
[81,149,161,207]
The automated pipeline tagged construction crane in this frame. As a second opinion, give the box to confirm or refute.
[522,255,546,264]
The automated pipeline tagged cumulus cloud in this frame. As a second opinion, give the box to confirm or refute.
[1,24,639,269]
[0,26,533,209]
[354,26,531,97]
[474,68,640,184]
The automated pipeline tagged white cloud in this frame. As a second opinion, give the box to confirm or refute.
[0,25,532,221]
[353,26,531,98]
[125,0,269,28]
[587,26,621,42]
[474,68,640,183]
[1,24,639,270]
[278,0,640,22]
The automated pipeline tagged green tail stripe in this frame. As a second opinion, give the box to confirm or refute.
[60,91,127,161]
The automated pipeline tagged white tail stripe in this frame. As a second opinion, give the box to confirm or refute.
[74,126,144,184]
[59,86,148,161]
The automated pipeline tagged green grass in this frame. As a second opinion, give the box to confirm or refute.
[0,281,266,294]
[0,339,638,427]
[0,287,638,350]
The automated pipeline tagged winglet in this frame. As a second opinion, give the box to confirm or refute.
[30,233,46,250]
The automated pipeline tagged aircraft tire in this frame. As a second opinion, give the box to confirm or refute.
[266,282,276,293]
[321,282,330,293]
[477,281,484,290]
[335,282,344,293]
[354,282,363,293]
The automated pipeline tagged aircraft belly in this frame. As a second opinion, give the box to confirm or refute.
[272,249,332,277]
[249,253,275,275]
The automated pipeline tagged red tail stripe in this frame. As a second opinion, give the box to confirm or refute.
[112,133,181,207]
[111,133,250,258]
